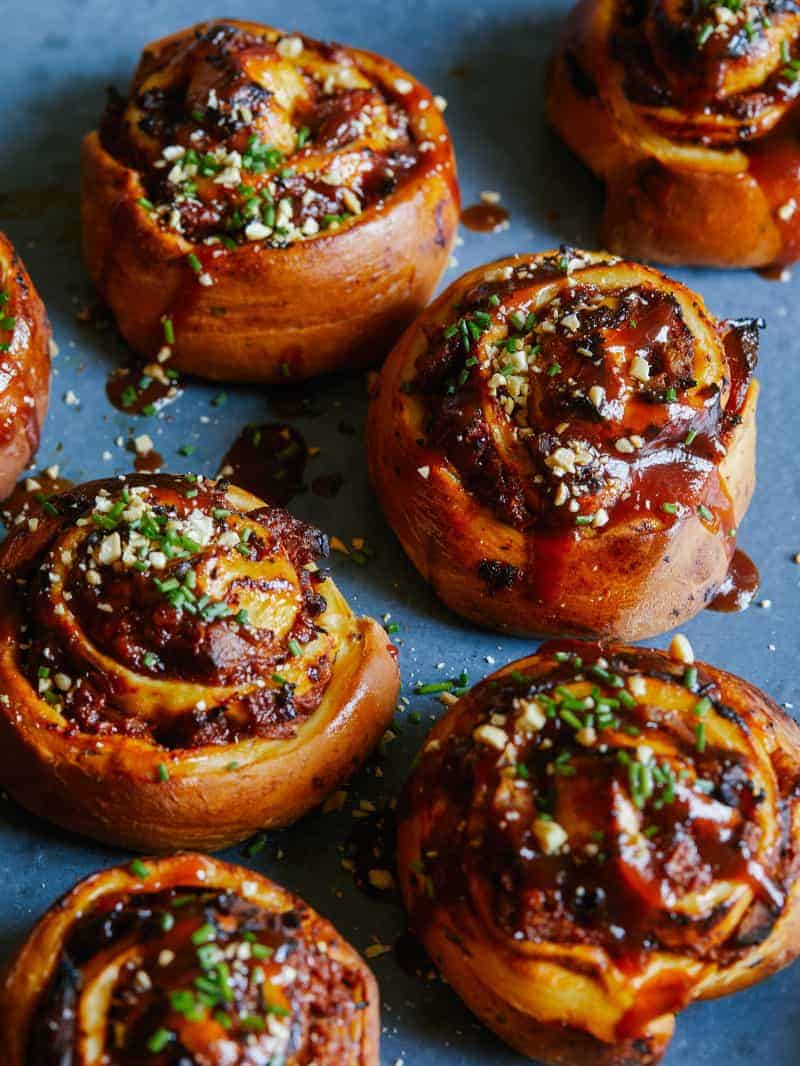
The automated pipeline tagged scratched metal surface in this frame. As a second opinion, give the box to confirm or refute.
[1,1,799,1063]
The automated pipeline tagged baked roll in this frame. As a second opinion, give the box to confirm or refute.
[0,474,399,851]
[367,249,758,639]
[82,19,458,382]
[549,0,800,268]
[0,852,379,1065]
[0,231,51,497]
[397,641,800,1065]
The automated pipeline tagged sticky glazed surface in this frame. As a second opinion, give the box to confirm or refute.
[0,853,379,1066]
[82,19,459,381]
[367,249,758,639]
[397,642,800,1065]
[0,232,51,498]
[103,21,424,247]
[0,474,399,850]
[548,0,800,267]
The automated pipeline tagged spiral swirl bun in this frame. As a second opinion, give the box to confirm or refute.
[0,232,51,496]
[367,249,758,639]
[549,0,800,267]
[0,852,379,1065]
[397,641,800,1065]
[0,475,399,850]
[82,19,458,381]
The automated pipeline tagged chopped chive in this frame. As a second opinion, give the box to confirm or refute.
[146,1028,173,1053]
[695,721,707,752]
[157,762,170,783]
[414,680,453,695]
[187,253,202,273]
[129,858,150,880]
[266,1003,291,1016]
[162,316,175,344]
[246,833,267,857]
[191,922,217,945]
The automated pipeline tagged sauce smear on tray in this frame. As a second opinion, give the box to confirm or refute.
[219,423,307,505]
[708,548,760,613]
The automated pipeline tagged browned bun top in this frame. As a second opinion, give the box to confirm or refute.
[0,473,340,749]
[409,248,755,538]
[607,0,800,141]
[6,853,377,1065]
[0,232,51,497]
[100,19,443,250]
[402,639,800,1029]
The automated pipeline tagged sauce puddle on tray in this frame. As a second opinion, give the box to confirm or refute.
[219,423,307,506]
[708,548,760,613]
[107,362,181,416]
[460,201,510,232]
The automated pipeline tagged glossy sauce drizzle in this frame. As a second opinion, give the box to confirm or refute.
[404,647,784,985]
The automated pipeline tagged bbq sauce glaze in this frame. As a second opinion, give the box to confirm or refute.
[11,476,333,749]
[28,881,366,1064]
[99,21,425,249]
[569,2,800,260]
[403,642,798,1030]
[409,251,756,608]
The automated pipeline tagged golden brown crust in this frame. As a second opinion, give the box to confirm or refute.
[81,19,459,382]
[367,249,757,640]
[0,852,380,1065]
[397,641,800,1065]
[0,232,51,497]
[0,474,399,851]
[548,0,800,268]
